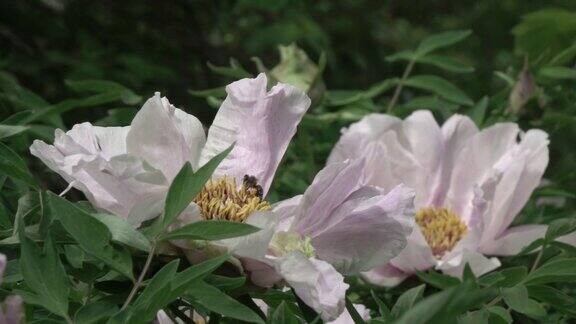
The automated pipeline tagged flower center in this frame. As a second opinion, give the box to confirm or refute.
[194,175,271,222]
[415,207,468,258]
[270,232,316,258]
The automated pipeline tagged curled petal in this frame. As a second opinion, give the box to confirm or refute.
[200,74,310,195]
[436,249,500,279]
[480,224,547,256]
[127,93,206,179]
[328,113,401,165]
[290,160,366,236]
[275,252,348,321]
[362,263,410,287]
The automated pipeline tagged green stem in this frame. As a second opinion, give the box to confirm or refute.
[121,244,157,311]
[386,59,416,113]
[529,247,544,273]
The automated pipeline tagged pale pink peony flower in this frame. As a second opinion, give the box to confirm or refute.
[244,159,414,320]
[328,110,552,286]
[31,73,310,261]
[30,73,309,225]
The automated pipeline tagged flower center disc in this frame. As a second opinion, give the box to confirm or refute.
[194,175,271,222]
[415,207,468,258]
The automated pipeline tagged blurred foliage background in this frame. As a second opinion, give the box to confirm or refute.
[1,0,575,208]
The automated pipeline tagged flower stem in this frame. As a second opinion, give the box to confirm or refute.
[529,248,544,273]
[386,59,416,114]
[121,244,157,311]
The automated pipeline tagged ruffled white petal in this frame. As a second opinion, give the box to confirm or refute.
[200,73,310,196]
[274,252,348,321]
[127,93,206,180]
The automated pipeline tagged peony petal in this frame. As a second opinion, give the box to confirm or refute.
[327,113,402,165]
[361,262,410,287]
[311,184,414,274]
[436,249,500,279]
[480,224,547,256]
[389,227,437,273]
[127,93,205,180]
[0,295,23,324]
[328,304,371,324]
[272,195,303,232]
[220,211,280,261]
[289,160,366,237]
[274,252,348,321]
[445,123,520,217]
[427,114,478,206]
[0,253,5,284]
[479,130,549,244]
[243,258,283,288]
[400,110,444,207]
[200,74,310,195]
[155,310,173,324]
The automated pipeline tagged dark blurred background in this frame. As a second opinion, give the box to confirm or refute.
[1,0,575,123]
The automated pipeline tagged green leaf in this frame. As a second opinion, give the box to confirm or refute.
[545,218,576,241]
[394,286,457,324]
[64,79,142,105]
[0,125,29,139]
[188,281,265,324]
[132,260,180,313]
[19,230,70,319]
[493,71,515,87]
[403,75,473,106]
[512,9,576,63]
[459,309,489,324]
[170,253,230,298]
[478,266,527,288]
[345,297,366,324]
[417,55,474,73]
[415,30,472,57]
[65,79,126,93]
[269,301,300,324]
[486,306,512,324]
[75,302,119,324]
[163,145,233,227]
[207,59,251,79]
[47,192,134,280]
[525,257,576,285]
[0,142,37,187]
[386,50,417,62]
[391,284,426,319]
[416,270,460,289]
[161,220,260,241]
[539,66,576,80]
[468,96,489,127]
[370,290,392,319]
[527,285,576,315]
[92,213,152,252]
[501,285,546,319]
[188,87,227,98]
[206,274,246,291]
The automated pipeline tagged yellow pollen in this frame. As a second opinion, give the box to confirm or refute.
[415,207,467,258]
[194,175,271,222]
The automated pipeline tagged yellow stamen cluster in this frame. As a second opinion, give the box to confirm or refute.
[415,207,468,258]
[194,175,271,222]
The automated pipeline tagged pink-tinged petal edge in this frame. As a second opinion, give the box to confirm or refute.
[200,73,311,196]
